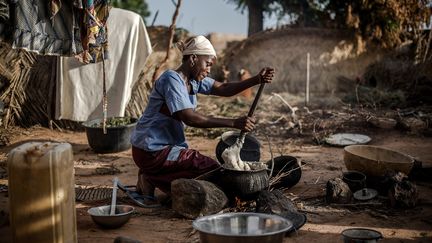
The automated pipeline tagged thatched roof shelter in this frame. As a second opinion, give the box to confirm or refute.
[0,26,186,130]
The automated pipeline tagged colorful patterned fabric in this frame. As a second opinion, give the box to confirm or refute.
[0,0,9,40]
[5,0,110,63]
[74,0,111,63]
[0,0,8,21]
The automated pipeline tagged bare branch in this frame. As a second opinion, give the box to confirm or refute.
[152,0,182,82]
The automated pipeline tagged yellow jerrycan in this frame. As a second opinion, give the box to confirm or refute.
[7,142,77,243]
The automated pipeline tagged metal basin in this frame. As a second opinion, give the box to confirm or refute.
[88,205,134,229]
[192,212,293,243]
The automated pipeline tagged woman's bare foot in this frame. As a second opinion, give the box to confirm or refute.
[136,174,155,196]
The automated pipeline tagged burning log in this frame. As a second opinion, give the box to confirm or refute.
[171,179,228,219]
[256,190,306,233]
[256,189,298,214]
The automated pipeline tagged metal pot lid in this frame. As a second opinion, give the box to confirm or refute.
[353,188,378,201]
[285,212,307,234]
[325,133,371,146]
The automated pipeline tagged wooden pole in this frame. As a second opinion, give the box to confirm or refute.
[305,52,310,106]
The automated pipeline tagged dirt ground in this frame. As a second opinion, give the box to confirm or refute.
[1,95,432,243]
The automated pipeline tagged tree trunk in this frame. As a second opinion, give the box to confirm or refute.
[247,1,263,36]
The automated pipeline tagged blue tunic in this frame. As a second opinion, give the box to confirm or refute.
[130,70,214,160]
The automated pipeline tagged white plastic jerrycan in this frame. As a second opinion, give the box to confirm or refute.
[8,142,77,243]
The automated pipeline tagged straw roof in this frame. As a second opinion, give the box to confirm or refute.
[0,26,186,129]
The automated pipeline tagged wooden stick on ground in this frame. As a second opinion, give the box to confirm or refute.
[271,92,298,122]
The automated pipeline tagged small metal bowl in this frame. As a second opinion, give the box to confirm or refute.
[88,205,134,229]
[192,212,293,243]
[341,228,383,243]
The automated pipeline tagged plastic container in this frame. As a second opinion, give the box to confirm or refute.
[8,142,77,243]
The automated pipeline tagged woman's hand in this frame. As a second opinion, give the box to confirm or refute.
[258,67,275,84]
[233,116,256,132]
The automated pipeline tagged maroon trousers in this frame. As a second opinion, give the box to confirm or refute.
[132,146,220,193]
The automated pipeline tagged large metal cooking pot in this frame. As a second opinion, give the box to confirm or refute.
[219,167,269,200]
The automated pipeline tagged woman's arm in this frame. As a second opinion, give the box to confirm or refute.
[174,108,256,131]
[210,67,274,97]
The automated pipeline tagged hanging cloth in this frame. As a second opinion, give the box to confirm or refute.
[55,8,152,121]
[55,0,111,63]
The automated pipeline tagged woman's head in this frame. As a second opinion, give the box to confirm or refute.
[178,36,217,81]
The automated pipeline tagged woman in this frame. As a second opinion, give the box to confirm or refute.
[129,35,274,206]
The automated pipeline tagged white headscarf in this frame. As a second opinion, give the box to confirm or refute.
[178,35,217,58]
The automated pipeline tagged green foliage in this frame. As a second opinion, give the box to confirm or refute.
[111,0,150,22]
[91,117,133,128]
[226,0,431,48]
[324,0,431,48]
[226,0,276,12]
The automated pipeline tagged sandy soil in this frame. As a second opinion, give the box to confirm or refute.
[0,124,432,243]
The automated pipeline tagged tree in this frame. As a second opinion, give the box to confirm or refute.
[270,0,331,27]
[112,0,151,23]
[228,0,431,54]
[226,0,276,36]
[325,0,431,49]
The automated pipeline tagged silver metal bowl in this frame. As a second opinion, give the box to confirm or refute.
[192,212,293,243]
[88,205,134,229]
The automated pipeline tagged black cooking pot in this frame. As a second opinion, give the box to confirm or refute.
[342,171,366,192]
[267,155,302,189]
[219,167,269,200]
[82,117,137,153]
[215,131,261,164]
